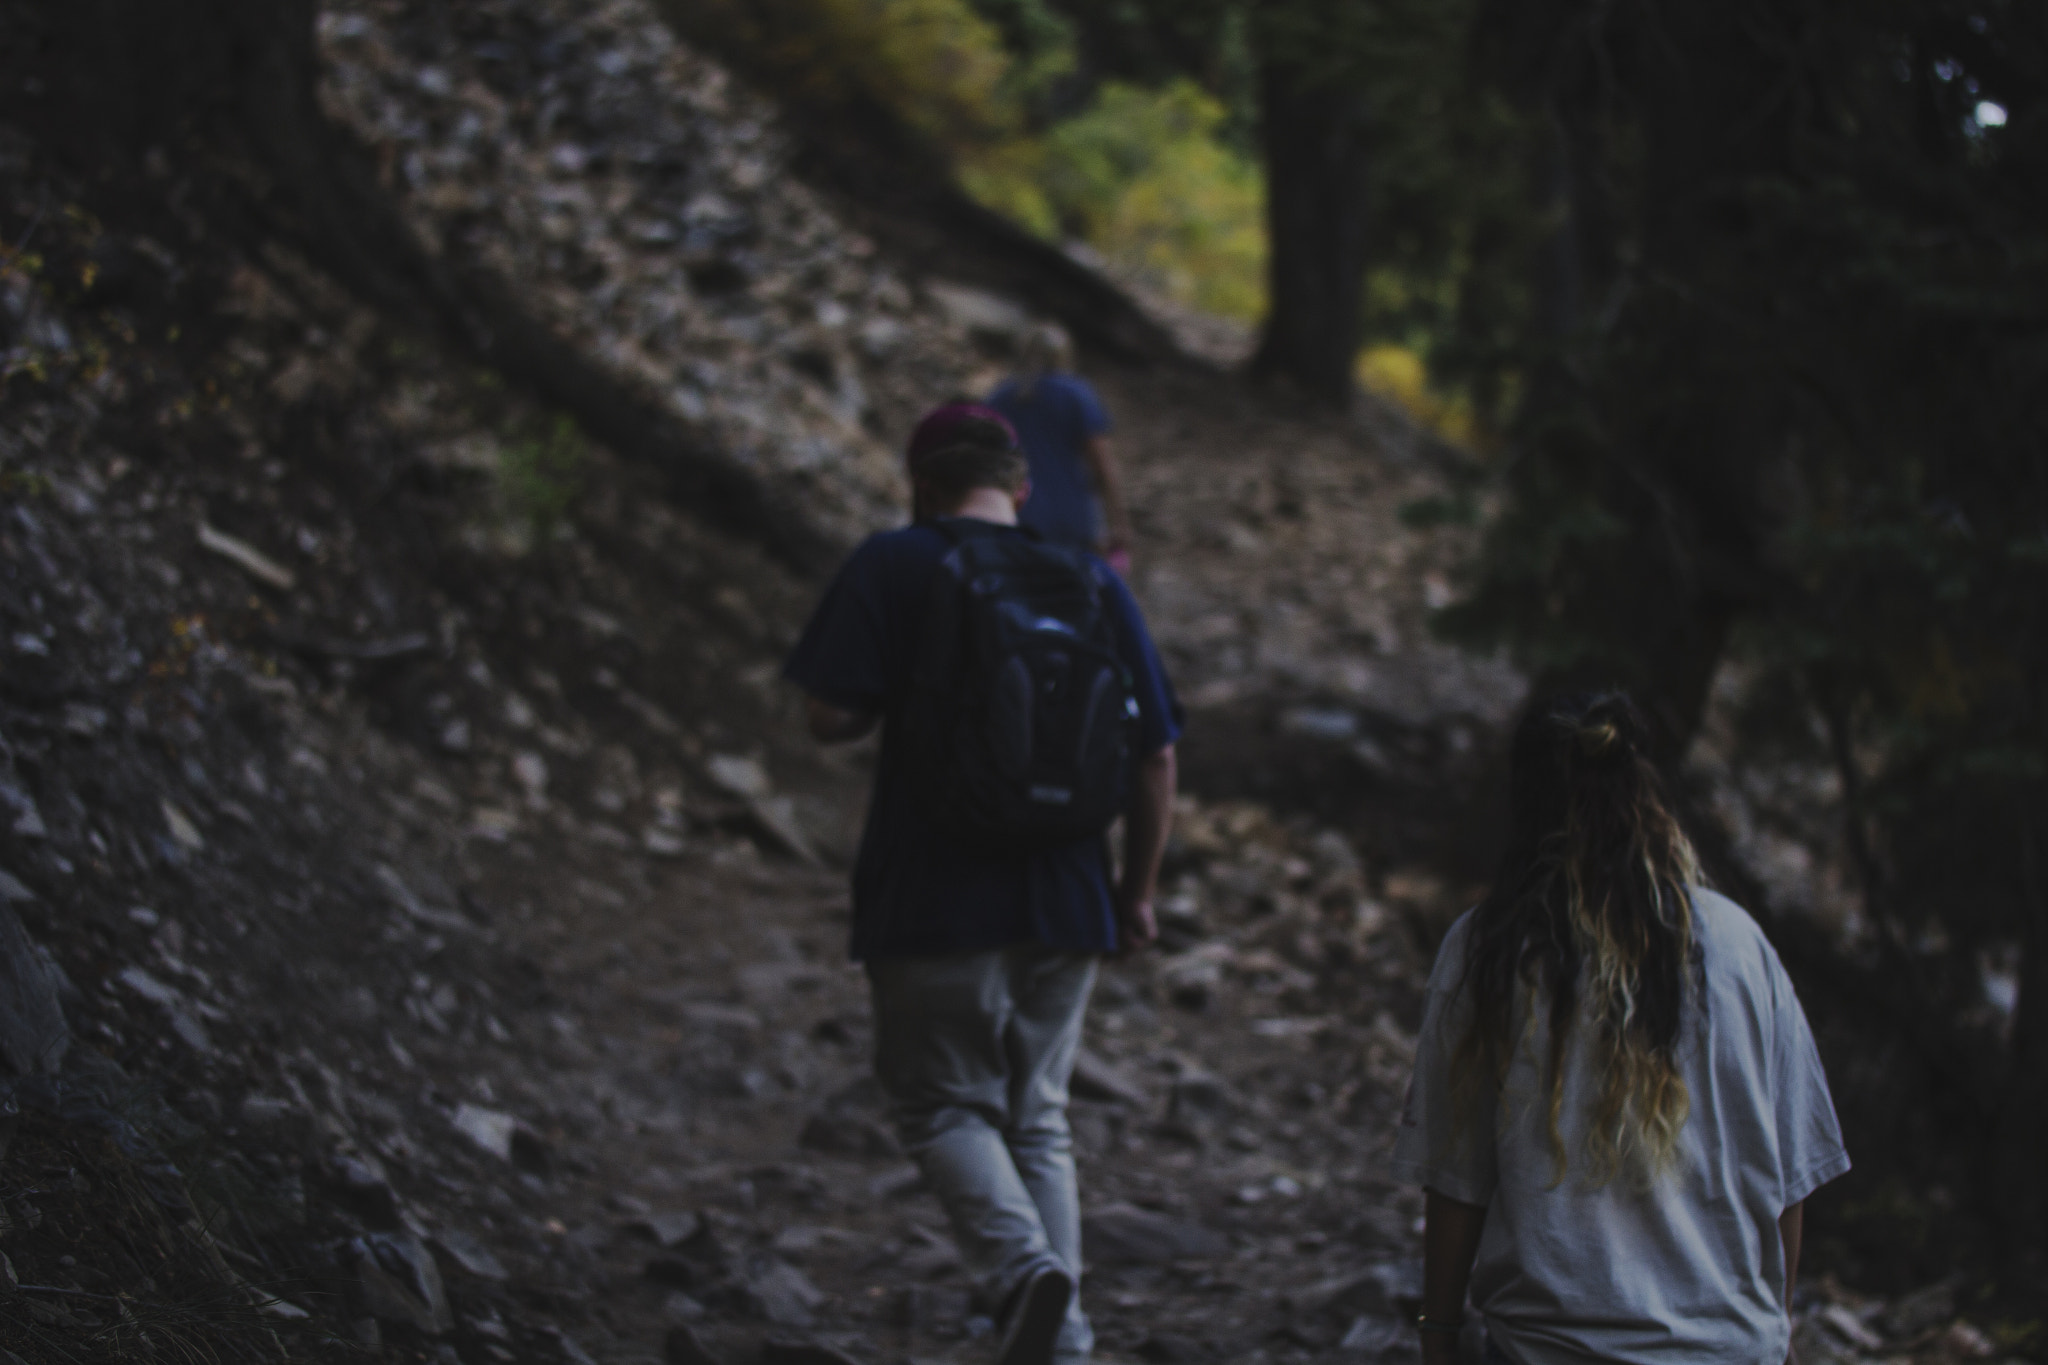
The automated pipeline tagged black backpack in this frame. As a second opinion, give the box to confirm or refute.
[902,520,1137,851]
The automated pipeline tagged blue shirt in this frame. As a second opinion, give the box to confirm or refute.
[986,373,1113,550]
[785,520,1182,961]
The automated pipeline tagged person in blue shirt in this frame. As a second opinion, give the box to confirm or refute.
[987,324,1136,572]
[786,404,1181,1365]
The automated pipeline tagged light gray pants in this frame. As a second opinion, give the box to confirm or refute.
[867,944,1098,1363]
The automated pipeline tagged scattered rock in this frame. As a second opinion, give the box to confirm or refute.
[742,1254,827,1326]
[114,965,211,1052]
[1082,1203,1230,1265]
[746,793,821,865]
[329,1153,404,1228]
[161,799,205,852]
[1294,1261,1423,1320]
[1071,1047,1147,1107]
[866,1165,926,1201]
[707,753,771,800]
[450,1102,518,1159]
[0,907,68,1076]
[1939,1320,1997,1359]
[1337,1316,1404,1354]
[624,1209,704,1249]
[644,828,689,857]
[799,1110,901,1159]
[513,750,550,804]
[547,1327,602,1365]
[926,281,1030,341]
[432,1228,510,1281]
[450,1102,551,1173]
[350,1231,454,1335]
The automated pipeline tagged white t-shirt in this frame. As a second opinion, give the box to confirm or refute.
[1391,887,1850,1365]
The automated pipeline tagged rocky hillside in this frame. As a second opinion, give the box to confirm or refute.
[0,1,2025,1363]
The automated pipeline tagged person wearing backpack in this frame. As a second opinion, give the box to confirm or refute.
[785,404,1182,1365]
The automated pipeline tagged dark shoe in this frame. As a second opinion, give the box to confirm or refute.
[996,1265,1074,1365]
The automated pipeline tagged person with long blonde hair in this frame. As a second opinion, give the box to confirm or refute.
[986,323,1137,573]
[1393,692,1849,1364]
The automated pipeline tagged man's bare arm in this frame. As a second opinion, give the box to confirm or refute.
[806,696,878,744]
[1420,1188,1487,1365]
[1116,743,1175,947]
[1083,435,1135,553]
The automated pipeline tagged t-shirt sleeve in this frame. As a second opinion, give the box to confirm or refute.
[1390,916,1498,1206]
[1068,376,1112,438]
[1098,566,1183,756]
[783,538,892,712]
[1767,950,1851,1206]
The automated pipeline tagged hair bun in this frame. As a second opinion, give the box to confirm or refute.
[1577,719,1620,758]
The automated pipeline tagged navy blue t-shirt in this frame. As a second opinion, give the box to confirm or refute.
[785,519,1182,961]
[986,373,1113,550]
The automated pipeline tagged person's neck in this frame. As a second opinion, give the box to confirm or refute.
[936,488,1019,526]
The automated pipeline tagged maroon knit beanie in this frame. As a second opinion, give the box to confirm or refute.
[905,403,1018,472]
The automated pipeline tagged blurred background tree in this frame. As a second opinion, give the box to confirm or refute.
[1429,0,2048,1262]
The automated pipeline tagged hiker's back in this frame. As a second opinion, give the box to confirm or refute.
[1416,891,1837,1362]
[903,521,1134,851]
[784,517,1178,960]
[988,373,1111,550]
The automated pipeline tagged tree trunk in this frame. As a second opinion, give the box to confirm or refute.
[1249,64,1372,405]
[1991,808,2048,1250]
[12,0,842,573]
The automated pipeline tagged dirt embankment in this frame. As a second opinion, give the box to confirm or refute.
[0,0,2024,1363]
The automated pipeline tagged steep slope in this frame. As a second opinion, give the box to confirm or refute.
[316,0,978,554]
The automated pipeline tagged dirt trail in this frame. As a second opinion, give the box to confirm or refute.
[427,765,1439,1365]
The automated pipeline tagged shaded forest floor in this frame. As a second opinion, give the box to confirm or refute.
[0,0,2038,1362]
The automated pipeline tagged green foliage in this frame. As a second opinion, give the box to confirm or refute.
[662,0,1022,153]
[1397,488,1480,531]
[961,80,1267,319]
[499,414,586,540]
[960,0,1082,120]
[671,0,1272,324]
